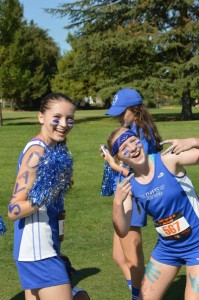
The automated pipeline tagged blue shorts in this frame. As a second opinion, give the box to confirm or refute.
[152,243,199,266]
[16,256,70,290]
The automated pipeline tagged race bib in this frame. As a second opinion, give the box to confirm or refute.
[58,210,66,242]
[155,212,191,240]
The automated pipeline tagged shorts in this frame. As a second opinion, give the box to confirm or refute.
[152,243,199,266]
[16,256,70,290]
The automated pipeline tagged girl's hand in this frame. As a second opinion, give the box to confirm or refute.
[160,138,199,155]
[114,172,134,205]
[99,145,115,165]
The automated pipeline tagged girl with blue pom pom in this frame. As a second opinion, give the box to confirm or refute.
[8,93,76,300]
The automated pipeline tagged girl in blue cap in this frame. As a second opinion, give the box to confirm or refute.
[109,127,199,300]
[101,88,162,299]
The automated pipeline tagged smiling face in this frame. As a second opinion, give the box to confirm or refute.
[38,100,75,145]
[111,128,145,167]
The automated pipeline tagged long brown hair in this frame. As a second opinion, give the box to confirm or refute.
[128,105,162,151]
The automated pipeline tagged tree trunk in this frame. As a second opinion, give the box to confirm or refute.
[0,100,3,126]
[181,88,192,120]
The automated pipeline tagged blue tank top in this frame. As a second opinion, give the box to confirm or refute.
[14,139,63,261]
[130,152,199,250]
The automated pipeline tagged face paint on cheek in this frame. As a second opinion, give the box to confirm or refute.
[123,150,129,156]
[50,119,59,128]
[67,120,74,128]
[135,141,142,146]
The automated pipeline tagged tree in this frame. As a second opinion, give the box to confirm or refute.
[0,0,24,45]
[0,23,60,108]
[48,0,199,119]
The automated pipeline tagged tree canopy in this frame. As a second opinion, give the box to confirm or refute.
[0,0,60,109]
[48,0,199,119]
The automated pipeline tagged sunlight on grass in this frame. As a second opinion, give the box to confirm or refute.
[0,108,198,300]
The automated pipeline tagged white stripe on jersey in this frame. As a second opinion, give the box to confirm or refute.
[23,140,46,154]
[18,206,56,261]
[176,175,199,218]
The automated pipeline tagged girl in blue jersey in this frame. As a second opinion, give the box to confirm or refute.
[101,88,162,298]
[8,93,76,300]
[109,127,199,300]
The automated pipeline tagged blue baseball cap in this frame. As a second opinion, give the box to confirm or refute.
[105,88,143,116]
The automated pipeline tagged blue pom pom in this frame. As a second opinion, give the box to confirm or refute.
[0,216,6,236]
[100,162,117,196]
[28,143,73,210]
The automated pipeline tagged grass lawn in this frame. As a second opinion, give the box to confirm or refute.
[0,107,199,300]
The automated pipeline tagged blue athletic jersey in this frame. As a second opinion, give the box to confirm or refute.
[130,152,199,251]
[113,124,158,226]
[14,139,63,261]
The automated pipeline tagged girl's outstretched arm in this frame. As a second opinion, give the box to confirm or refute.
[160,138,199,155]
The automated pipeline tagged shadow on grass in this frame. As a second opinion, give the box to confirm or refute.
[163,274,186,300]
[10,291,25,300]
[4,111,199,126]
[10,267,100,300]
[72,266,100,286]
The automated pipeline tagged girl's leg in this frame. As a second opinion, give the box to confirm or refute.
[113,230,131,284]
[139,257,180,300]
[120,227,145,289]
[32,284,72,300]
[185,265,199,300]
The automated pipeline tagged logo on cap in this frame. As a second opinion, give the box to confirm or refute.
[112,94,118,106]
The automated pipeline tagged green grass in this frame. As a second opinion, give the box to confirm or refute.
[0,108,199,300]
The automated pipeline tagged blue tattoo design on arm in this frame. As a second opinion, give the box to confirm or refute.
[18,170,29,184]
[8,200,21,216]
[25,151,41,169]
[189,274,199,292]
[14,183,25,194]
[145,261,161,283]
